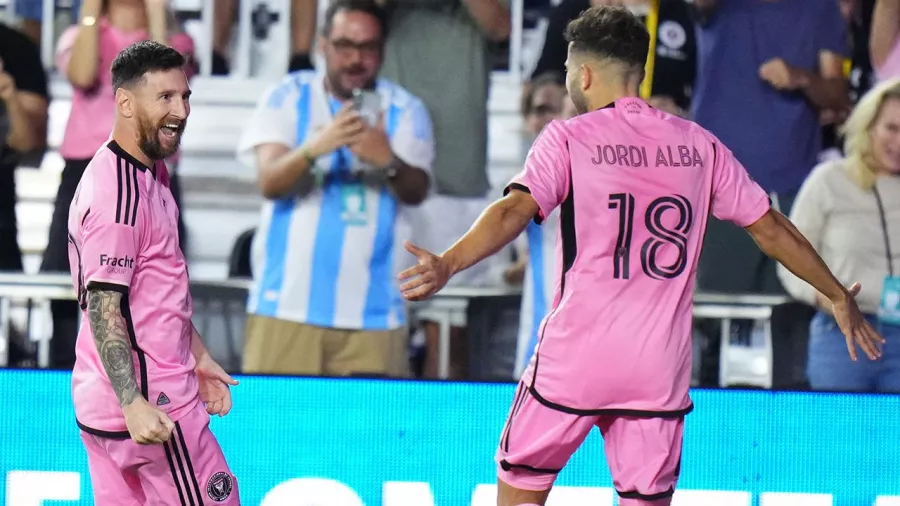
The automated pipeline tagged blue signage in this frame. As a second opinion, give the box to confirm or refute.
[1,370,900,506]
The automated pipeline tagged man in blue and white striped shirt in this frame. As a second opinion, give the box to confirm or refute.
[236,0,433,377]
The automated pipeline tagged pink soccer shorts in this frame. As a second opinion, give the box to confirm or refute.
[495,382,683,505]
[81,403,240,505]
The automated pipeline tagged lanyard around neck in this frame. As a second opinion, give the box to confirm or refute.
[873,185,894,277]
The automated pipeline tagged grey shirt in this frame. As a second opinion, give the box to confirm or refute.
[379,0,492,197]
[778,159,900,314]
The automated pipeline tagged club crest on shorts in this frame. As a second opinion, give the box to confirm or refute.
[207,472,233,501]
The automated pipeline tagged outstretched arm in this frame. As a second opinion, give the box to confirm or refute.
[745,209,883,360]
[443,190,539,276]
[87,289,140,408]
[399,190,539,300]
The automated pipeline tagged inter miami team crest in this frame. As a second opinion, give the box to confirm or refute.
[207,472,233,501]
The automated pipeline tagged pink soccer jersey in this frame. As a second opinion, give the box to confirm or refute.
[508,97,770,415]
[67,140,199,437]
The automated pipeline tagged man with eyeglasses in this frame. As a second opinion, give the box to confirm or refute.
[236,0,433,377]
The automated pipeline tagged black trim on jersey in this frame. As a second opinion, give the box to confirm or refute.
[503,183,543,225]
[68,233,87,309]
[120,293,149,401]
[176,422,205,505]
[85,281,129,294]
[108,140,153,174]
[76,419,130,439]
[81,207,91,228]
[618,487,675,501]
[528,150,575,397]
[499,459,562,475]
[527,383,694,417]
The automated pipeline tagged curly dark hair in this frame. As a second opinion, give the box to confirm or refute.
[563,6,649,73]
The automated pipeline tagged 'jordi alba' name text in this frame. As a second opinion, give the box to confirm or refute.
[592,145,703,168]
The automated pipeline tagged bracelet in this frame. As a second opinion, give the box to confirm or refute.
[299,147,316,166]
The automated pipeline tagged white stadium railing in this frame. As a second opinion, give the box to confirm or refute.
[0,274,789,386]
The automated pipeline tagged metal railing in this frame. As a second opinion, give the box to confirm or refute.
[0,273,790,385]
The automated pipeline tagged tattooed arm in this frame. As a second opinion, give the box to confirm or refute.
[86,289,140,407]
[86,288,174,444]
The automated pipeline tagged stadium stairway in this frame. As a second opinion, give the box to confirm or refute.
[15,73,526,280]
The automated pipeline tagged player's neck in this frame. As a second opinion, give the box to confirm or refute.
[587,85,639,112]
[112,126,154,168]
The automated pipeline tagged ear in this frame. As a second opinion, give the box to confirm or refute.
[115,88,135,119]
[580,64,592,92]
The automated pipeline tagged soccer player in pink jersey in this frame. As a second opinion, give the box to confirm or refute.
[66,41,241,505]
[399,6,884,506]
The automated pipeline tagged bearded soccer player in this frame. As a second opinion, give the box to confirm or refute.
[66,41,241,506]
[398,6,884,506]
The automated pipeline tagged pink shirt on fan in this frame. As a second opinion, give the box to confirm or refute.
[508,97,770,415]
[55,20,194,160]
[67,140,197,436]
[876,36,900,81]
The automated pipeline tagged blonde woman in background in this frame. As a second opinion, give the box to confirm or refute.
[778,78,900,392]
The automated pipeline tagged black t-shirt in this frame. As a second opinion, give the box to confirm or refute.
[529,0,696,110]
[0,23,49,236]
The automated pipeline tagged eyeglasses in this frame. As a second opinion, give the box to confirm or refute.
[328,38,382,58]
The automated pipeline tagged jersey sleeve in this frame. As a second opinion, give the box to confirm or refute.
[236,79,300,170]
[710,139,771,227]
[505,120,570,224]
[390,96,435,172]
[80,181,143,292]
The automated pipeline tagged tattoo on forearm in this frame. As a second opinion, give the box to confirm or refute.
[87,290,140,407]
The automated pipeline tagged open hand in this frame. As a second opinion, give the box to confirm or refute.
[195,354,239,417]
[397,241,452,301]
[829,282,885,361]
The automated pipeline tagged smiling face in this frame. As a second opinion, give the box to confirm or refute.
[129,68,191,161]
[321,9,383,99]
[869,97,900,175]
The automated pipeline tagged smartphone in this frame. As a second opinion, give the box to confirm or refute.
[352,88,381,127]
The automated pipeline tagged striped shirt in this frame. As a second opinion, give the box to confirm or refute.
[237,71,435,330]
[514,210,558,378]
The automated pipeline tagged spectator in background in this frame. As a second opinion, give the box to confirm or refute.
[845,0,876,103]
[14,0,83,48]
[376,0,510,380]
[42,0,194,370]
[0,22,49,366]
[211,0,319,74]
[503,71,571,379]
[872,0,900,81]
[236,0,432,377]
[778,79,900,392]
[691,0,850,388]
[530,0,695,117]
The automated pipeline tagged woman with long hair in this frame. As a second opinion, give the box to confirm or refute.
[778,78,900,391]
[42,0,195,369]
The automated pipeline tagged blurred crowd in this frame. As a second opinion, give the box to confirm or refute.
[1,0,900,393]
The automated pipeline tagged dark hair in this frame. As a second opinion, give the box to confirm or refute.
[563,6,649,73]
[111,41,186,92]
[522,71,565,116]
[322,0,389,39]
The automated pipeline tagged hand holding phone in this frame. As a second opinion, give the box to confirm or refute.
[352,88,381,127]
